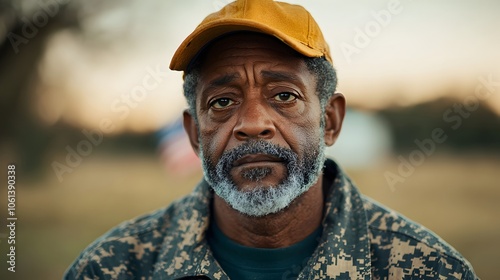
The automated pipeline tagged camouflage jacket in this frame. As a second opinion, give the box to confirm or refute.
[64,159,477,279]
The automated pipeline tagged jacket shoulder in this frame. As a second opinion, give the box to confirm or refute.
[64,193,201,279]
[362,196,477,279]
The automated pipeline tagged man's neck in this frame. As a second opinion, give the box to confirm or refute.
[212,177,324,248]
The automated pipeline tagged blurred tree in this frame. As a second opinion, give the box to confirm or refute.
[0,0,81,173]
[0,0,177,176]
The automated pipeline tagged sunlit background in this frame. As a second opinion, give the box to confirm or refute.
[1,0,499,279]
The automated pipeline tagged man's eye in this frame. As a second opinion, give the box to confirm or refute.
[273,92,297,102]
[210,98,234,109]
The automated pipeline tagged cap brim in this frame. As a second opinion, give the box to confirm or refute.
[169,19,325,71]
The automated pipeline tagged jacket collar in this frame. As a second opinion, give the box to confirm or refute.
[153,159,371,279]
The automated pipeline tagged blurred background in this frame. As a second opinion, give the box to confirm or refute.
[0,0,499,279]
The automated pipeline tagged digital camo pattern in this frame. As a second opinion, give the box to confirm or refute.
[64,159,478,279]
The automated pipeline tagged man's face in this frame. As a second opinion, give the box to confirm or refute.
[191,33,327,216]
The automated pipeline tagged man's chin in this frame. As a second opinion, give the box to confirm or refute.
[230,165,288,192]
[232,180,280,192]
[222,178,308,217]
[231,173,285,192]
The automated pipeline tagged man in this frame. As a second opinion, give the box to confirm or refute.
[65,0,478,279]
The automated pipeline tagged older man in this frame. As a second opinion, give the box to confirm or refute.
[65,0,477,279]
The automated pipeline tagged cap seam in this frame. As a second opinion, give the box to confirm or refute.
[243,0,247,17]
[307,11,312,48]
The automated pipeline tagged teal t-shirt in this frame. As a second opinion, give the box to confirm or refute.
[207,221,322,280]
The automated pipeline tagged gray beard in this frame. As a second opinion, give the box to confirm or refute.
[200,138,325,217]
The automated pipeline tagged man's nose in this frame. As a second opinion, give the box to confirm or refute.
[233,99,276,141]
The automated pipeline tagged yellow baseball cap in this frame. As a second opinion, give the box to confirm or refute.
[169,0,332,71]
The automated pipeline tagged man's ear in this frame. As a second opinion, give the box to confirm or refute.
[323,93,346,146]
[183,110,200,156]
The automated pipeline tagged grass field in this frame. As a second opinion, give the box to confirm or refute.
[1,152,499,279]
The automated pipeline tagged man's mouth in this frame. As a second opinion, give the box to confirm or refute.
[232,154,283,168]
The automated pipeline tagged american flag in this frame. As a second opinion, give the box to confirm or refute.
[157,117,201,176]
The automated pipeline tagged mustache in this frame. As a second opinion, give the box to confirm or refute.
[216,140,299,175]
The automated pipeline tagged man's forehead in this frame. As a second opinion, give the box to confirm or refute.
[201,70,306,92]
